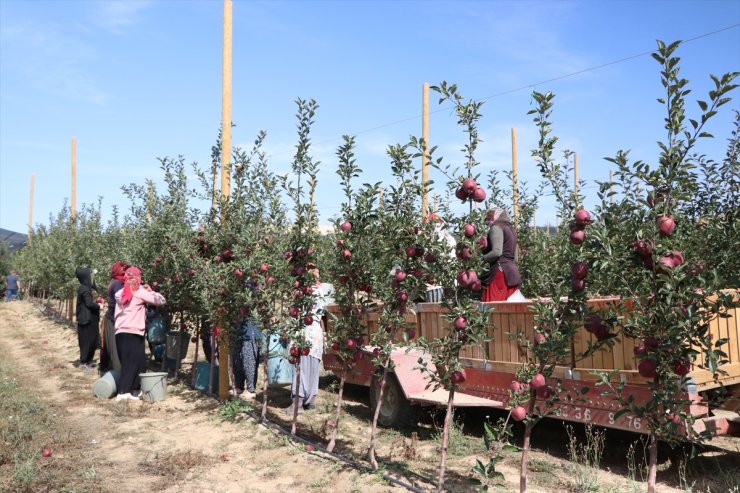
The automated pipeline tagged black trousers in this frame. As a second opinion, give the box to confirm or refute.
[77,322,99,364]
[99,316,121,373]
[116,333,147,394]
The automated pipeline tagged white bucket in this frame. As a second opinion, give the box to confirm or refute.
[139,372,168,402]
[93,370,121,398]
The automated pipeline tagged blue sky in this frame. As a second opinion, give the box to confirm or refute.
[1,0,739,234]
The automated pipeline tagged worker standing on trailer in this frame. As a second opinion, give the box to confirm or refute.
[481,208,521,301]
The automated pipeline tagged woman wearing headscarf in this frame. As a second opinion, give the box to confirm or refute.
[114,267,166,401]
[99,261,128,375]
[481,208,521,301]
[75,268,102,369]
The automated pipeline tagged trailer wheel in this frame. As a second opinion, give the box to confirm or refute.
[370,373,414,429]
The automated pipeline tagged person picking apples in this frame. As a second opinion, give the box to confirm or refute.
[283,268,327,413]
[75,267,102,370]
[114,266,166,401]
[480,208,522,301]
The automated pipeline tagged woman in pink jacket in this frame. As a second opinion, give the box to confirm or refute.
[114,267,166,401]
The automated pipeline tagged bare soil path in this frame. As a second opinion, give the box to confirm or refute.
[1,300,738,493]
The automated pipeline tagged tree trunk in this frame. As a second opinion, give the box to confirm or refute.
[436,387,455,493]
[326,366,347,453]
[519,390,538,493]
[209,326,217,396]
[369,365,389,469]
[291,360,302,435]
[647,431,658,493]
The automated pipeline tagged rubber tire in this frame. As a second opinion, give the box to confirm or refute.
[370,372,415,429]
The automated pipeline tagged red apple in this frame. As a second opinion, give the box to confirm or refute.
[289,306,300,318]
[511,406,527,421]
[234,268,244,279]
[571,262,589,280]
[463,224,476,238]
[345,338,357,350]
[301,347,310,356]
[331,341,340,351]
[450,370,466,384]
[42,448,52,458]
[571,278,585,293]
[340,221,352,232]
[187,268,196,276]
[657,216,675,237]
[396,290,408,302]
[673,358,691,376]
[303,315,314,326]
[290,346,299,357]
[305,444,315,452]
[509,381,521,392]
[570,230,585,245]
[289,357,298,365]
[394,270,407,282]
[372,347,381,358]
[456,247,472,260]
[633,342,646,356]
[341,249,352,259]
[583,315,602,334]
[472,187,486,202]
[455,187,468,201]
[644,337,662,350]
[530,373,546,389]
[424,252,437,263]
[259,263,269,273]
[537,385,553,399]
[405,246,417,258]
[477,236,488,249]
[574,209,591,226]
[414,246,425,258]
[533,332,546,345]
[457,269,470,286]
[453,316,468,330]
[669,414,681,425]
[462,178,477,194]
[638,358,657,378]
[405,328,416,340]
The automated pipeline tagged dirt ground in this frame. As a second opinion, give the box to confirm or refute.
[1,300,738,493]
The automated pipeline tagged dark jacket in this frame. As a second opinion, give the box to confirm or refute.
[106,278,124,321]
[76,268,101,326]
[481,211,522,287]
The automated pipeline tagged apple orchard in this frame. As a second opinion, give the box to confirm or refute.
[11,41,740,493]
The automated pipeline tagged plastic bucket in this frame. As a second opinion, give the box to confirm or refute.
[139,372,168,402]
[266,334,294,387]
[93,370,121,398]
[165,331,190,360]
[194,361,219,392]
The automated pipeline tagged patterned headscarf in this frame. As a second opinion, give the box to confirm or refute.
[120,267,142,307]
[110,261,129,282]
[487,208,504,225]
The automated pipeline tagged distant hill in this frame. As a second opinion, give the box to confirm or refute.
[0,228,27,253]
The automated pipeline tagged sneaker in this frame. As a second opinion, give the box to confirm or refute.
[303,403,316,411]
[131,390,142,399]
[115,393,140,401]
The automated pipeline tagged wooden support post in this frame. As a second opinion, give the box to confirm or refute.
[218,0,233,402]
[511,128,519,227]
[28,174,35,246]
[421,82,430,219]
[69,138,76,321]
[574,152,579,204]
[71,138,76,220]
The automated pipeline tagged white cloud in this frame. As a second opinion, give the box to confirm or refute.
[92,0,153,34]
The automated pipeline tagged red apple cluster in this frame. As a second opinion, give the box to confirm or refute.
[569,209,591,245]
[288,345,311,365]
[583,314,610,340]
[454,177,486,203]
[570,260,588,294]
